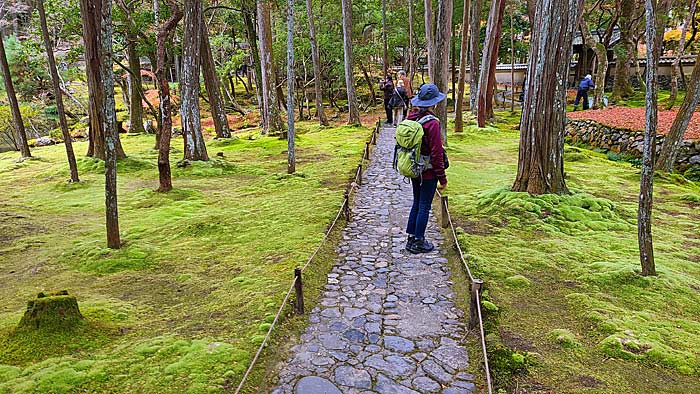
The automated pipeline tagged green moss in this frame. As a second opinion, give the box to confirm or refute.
[548,329,580,349]
[504,275,531,288]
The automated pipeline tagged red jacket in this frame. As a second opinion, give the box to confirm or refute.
[407,109,447,184]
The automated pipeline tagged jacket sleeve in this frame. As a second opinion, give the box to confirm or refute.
[425,121,447,184]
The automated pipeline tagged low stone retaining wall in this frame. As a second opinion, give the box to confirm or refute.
[565,118,700,172]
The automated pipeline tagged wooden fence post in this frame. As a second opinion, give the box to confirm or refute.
[343,190,351,221]
[364,142,370,161]
[356,164,363,186]
[441,195,449,228]
[294,268,305,315]
[469,279,484,330]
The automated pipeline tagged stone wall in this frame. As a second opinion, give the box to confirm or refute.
[565,118,700,172]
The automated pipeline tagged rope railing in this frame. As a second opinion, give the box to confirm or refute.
[233,119,382,394]
[436,190,494,394]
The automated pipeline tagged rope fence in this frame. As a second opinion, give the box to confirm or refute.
[436,191,494,394]
[233,119,382,394]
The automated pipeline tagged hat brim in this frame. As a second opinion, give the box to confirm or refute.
[411,92,447,107]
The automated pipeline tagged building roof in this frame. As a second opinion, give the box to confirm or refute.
[572,27,621,46]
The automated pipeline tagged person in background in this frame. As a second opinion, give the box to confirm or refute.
[392,79,409,126]
[397,70,413,119]
[404,84,448,254]
[380,75,395,126]
[574,74,595,111]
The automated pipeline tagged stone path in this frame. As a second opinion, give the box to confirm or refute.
[273,126,474,394]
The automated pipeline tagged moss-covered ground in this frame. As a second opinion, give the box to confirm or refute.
[444,111,700,393]
[0,120,373,393]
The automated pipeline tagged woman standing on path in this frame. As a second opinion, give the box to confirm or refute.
[405,84,448,254]
[380,74,395,126]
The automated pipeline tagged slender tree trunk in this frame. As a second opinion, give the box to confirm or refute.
[408,0,415,86]
[658,52,700,172]
[180,0,209,160]
[512,0,583,194]
[611,0,636,102]
[242,2,263,118]
[477,0,506,127]
[287,0,295,174]
[305,0,328,125]
[201,19,232,138]
[510,0,515,112]
[126,33,146,133]
[580,19,609,109]
[667,0,695,109]
[257,0,284,134]
[638,0,672,276]
[38,0,78,181]
[156,1,182,193]
[455,0,470,133]
[0,31,31,158]
[80,0,122,248]
[469,0,483,112]
[382,0,389,76]
[424,0,434,80]
[359,62,377,106]
[451,37,456,111]
[431,0,453,142]
[341,0,361,125]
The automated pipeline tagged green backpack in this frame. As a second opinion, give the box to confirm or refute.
[393,115,438,178]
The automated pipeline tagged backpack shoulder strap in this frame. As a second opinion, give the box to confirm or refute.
[417,115,438,125]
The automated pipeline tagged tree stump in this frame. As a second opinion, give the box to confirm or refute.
[17,290,83,330]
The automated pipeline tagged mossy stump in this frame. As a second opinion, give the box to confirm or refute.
[17,290,83,330]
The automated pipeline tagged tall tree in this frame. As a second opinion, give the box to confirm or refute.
[431,0,454,141]
[477,0,506,127]
[638,0,673,276]
[469,0,483,112]
[257,0,284,134]
[180,0,209,161]
[408,0,416,86]
[80,0,121,248]
[340,0,361,125]
[658,52,700,172]
[242,1,264,117]
[122,0,146,134]
[38,0,79,182]
[287,0,295,174]
[201,19,232,139]
[424,0,434,79]
[667,0,696,109]
[305,0,328,126]
[580,3,619,110]
[0,31,31,159]
[512,0,583,194]
[611,0,638,101]
[382,0,389,76]
[156,0,183,193]
[455,0,470,133]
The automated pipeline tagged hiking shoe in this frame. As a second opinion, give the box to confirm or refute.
[408,239,435,254]
[405,235,416,250]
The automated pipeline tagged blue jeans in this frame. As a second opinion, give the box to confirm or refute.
[406,178,438,240]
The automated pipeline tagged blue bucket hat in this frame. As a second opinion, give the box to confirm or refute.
[411,84,447,107]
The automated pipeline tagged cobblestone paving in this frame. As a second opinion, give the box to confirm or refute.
[273,126,474,394]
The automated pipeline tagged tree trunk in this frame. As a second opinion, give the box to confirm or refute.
[80,0,122,248]
[408,0,415,86]
[82,0,126,161]
[510,1,515,112]
[431,0,453,142]
[477,0,506,127]
[469,0,483,113]
[287,0,296,174]
[201,19,232,139]
[638,0,672,276]
[305,0,328,125]
[341,0,361,125]
[38,0,79,181]
[611,0,636,102]
[424,0,434,80]
[126,32,146,133]
[359,62,377,106]
[580,19,609,109]
[156,0,183,193]
[180,0,208,161]
[257,0,284,134]
[658,52,700,172]
[242,2,263,117]
[512,0,583,195]
[667,0,695,109]
[382,0,389,76]
[455,0,470,133]
[0,31,31,158]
